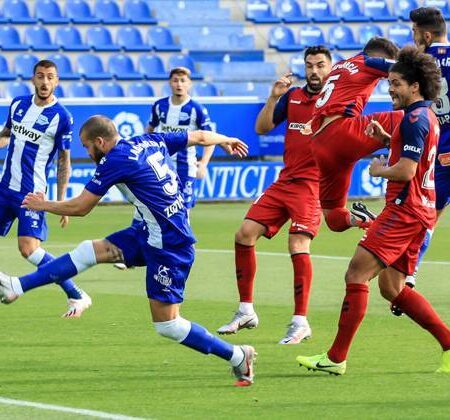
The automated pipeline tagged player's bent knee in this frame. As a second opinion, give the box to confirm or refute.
[153,316,191,342]
[69,240,97,272]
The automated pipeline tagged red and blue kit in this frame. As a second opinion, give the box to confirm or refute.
[360,101,440,275]
[245,86,321,238]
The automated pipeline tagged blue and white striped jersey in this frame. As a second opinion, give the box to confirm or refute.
[150,96,212,180]
[0,95,72,197]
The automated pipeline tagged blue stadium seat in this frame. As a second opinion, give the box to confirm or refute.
[87,26,120,51]
[66,0,100,23]
[161,84,173,97]
[25,26,59,51]
[4,0,37,24]
[229,34,255,50]
[55,26,89,51]
[358,23,383,45]
[268,26,302,52]
[387,23,413,47]
[192,82,218,96]
[329,25,363,50]
[168,54,203,79]
[393,0,419,20]
[290,54,306,78]
[424,0,450,20]
[331,52,346,63]
[216,81,271,98]
[275,0,309,23]
[35,0,70,24]
[200,61,275,82]
[0,56,16,80]
[138,54,167,79]
[305,0,340,23]
[67,81,95,97]
[336,0,370,22]
[94,0,128,24]
[363,0,397,21]
[298,25,327,48]
[14,54,39,78]
[376,79,389,95]
[47,53,80,80]
[124,0,157,24]
[246,0,281,23]
[127,81,155,97]
[147,27,181,52]
[6,81,31,98]
[117,27,152,52]
[98,81,125,97]
[77,54,112,79]
[0,26,28,50]
[54,84,64,97]
[108,54,142,80]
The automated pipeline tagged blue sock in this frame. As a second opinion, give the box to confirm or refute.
[415,229,434,273]
[37,252,82,299]
[181,322,234,360]
[20,254,79,293]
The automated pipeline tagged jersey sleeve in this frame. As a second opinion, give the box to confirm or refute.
[195,104,213,131]
[4,101,14,129]
[149,132,189,156]
[54,111,73,151]
[399,111,428,162]
[364,56,395,76]
[85,155,125,197]
[273,88,295,126]
[149,102,160,128]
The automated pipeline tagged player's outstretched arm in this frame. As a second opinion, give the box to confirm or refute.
[187,131,248,158]
[365,119,391,147]
[369,156,417,181]
[22,189,101,217]
[57,149,71,228]
[0,126,11,148]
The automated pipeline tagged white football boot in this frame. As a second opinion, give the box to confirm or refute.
[63,291,92,318]
[217,311,259,334]
[232,345,256,386]
[279,322,312,344]
[0,272,20,304]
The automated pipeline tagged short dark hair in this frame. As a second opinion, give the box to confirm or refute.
[169,67,191,79]
[363,37,399,59]
[304,45,332,62]
[33,59,57,75]
[410,7,446,37]
[80,115,118,141]
[390,45,442,101]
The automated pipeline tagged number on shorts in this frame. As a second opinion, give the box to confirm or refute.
[422,145,436,190]
[147,151,178,196]
[315,74,341,108]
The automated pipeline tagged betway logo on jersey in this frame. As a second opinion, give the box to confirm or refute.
[159,124,187,133]
[403,144,421,154]
[11,122,42,142]
[331,61,359,75]
[288,122,307,132]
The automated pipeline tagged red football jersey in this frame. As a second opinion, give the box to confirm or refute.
[273,86,320,181]
[311,53,393,133]
[386,101,440,229]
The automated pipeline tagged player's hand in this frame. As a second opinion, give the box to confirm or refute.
[365,119,390,146]
[300,120,313,135]
[21,192,46,211]
[196,161,207,179]
[369,155,387,177]
[270,73,293,99]
[220,138,248,158]
[60,215,69,228]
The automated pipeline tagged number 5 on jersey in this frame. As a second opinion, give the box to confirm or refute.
[316,75,341,108]
[147,151,178,196]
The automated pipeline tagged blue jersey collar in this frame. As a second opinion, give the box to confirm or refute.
[405,100,432,113]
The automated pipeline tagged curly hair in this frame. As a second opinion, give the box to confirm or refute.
[363,37,399,59]
[389,45,442,101]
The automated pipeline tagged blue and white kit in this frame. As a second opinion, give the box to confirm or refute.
[0,95,72,240]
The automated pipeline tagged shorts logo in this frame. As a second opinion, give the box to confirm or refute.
[154,265,172,287]
[31,220,39,228]
[25,210,40,220]
[438,152,450,166]
[292,222,308,230]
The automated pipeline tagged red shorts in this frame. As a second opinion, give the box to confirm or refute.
[359,204,427,275]
[312,111,404,209]
[245,179,321,238]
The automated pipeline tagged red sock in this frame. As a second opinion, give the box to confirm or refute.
[328,283,369,363]
[325,208,352,232]
[292,253,313,316]
[235,242,256,303]
[392,286,450,351]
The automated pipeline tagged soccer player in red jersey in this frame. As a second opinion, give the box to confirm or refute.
[297,46,450,375]
[310,37,404,232]
[217,46,332,344]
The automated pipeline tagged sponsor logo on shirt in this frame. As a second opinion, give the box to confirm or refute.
[11,122,41,142]
[289,100,302,104]
[25,210,40,220]
[153,265,172,287]
[36,114,49,126]
[288,122,307,132]
[16,109,24,117]
[178,111,190,122]
[159,124,187,134]
[164,194,185,218]
[403,144,421,154]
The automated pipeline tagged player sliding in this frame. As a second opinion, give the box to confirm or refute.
[307,37,403,232]
[0,116,257,387]
[297,46,450,375]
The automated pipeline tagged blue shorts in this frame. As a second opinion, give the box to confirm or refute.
[106,223,195,303]
[435,161,450,211]
[180,176,197,209]
[0,189,48,241]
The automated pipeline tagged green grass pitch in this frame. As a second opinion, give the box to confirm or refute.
[0,201,449,419]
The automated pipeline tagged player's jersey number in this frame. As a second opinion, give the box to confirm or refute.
[147,151,178,195]
[422,145,436,190]
[315,74,341,108]
[432,77,450,116]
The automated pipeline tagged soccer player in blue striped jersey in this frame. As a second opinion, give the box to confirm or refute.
[0,115,256,386]
[0,60,90,318]
[388,8,450,303]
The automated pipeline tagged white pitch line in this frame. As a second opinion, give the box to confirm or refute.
[0,397,148,420]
